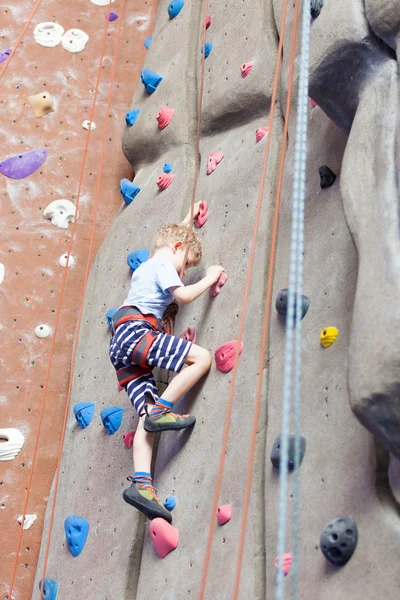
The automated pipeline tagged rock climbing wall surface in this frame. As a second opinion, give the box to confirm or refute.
[0,0,155,598]
[33,0,400,598]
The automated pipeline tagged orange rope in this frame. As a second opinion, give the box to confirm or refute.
[232,0,301,596]
[199,0,291,596]
[8,6,113,598]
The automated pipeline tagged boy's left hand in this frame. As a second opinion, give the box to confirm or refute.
[182,201,202,225]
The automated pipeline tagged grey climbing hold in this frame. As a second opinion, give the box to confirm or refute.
[320,517,358,566]
[275,289,310,320]
[310,0,324,19]
[319,166,336,188]
[270,434,306,471]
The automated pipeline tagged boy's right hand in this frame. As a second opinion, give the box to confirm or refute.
[206,265,225,284]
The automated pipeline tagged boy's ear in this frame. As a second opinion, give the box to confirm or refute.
[174,241,183,251]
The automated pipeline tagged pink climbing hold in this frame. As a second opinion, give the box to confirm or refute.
[156,106,175,130]
[179,326,197,344]
[256,126,268,143]
[214,340,244,373]
[217,504,232,526]
[206,14,213,29]
[150,518,179,558]
[156,173,174,190]
[210,272,227,297]
[123,430,136,450]
[206,150,224,175]
[274,553,292,576]
[194,201,208,228]
[310,98,317,108]
[241,62,254,78]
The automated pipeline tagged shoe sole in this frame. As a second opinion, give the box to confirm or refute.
[144,417,196,433]
[123,490,172,523]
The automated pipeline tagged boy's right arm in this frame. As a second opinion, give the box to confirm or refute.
[171,266,224,304]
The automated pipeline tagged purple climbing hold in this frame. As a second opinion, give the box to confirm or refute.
[0,48,11,64]
[106,11,119,21]
[0,148,47,179]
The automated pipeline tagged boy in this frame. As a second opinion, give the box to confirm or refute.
[109,203,224,522]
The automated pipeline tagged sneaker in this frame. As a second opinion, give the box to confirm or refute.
[144,410,196,433]
[123,477,172,523]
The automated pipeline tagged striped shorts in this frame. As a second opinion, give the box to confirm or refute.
[109,320,192,415]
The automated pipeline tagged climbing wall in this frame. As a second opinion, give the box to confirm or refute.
[34,0,400,599]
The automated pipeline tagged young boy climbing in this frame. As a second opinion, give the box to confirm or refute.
[109,203,225,523]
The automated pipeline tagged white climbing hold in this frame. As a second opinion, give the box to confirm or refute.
[35,324,51,339]
[0,428,25,461]
[59,254,75,268]
[33,22,64,47]
[18,514,37,530]
[90,0,115,4]
[61,29,89,53]
[43,199,78,230]
[0,263,4,285]
[82,120,96,131]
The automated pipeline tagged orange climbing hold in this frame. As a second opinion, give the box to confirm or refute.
[156,106,175,130]
[241,62,254,78]
[210,272,227,297]
[194,201,208,228]
[179,326,197,344]
[123,430,136,450]
[274,553,292,576]
[206,14,213,29]
[206,150,224,175]
[215,340,243,373]
[217,504,232,526]
[156,173,174,190]
[150,518,179,558]
[256,126,268,142]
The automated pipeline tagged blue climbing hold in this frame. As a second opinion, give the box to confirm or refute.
[106,307,118,327]
[126,109,140,127]
[74,402,95,429]
[64,515,89,557]
[163,162,173,173]
[120,178,141,205]
[127,249,150,272]
[101,406,124,434]
[144,35,152,49]
[39,578,59,599]
[201,43,213,58]
[163,496,177,511]
[168,0,184,19]
[140,68,163,94]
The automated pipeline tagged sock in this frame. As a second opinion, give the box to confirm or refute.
[133,471,153,489]
[149,397,173,418]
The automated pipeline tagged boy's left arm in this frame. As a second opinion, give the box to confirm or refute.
[181,201,202,225]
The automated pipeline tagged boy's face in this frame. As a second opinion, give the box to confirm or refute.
[171,241,196,277]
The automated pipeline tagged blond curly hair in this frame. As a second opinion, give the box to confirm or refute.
[153,224,202,265]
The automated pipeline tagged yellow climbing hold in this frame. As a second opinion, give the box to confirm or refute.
[320,327,339,348]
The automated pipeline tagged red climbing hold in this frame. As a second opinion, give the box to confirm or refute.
[274,553,292,576]
[123,430,136,450]
[206,150,224,175]
[217,504,232,526]
[179,326,197,344]
[194,201,208,228]
[310,98,317,108]
[241,62,254,78]
[206,14,213,29]
[215,340,243,373]
[150,518,179,558]
[210,272,227,297]
[256,126,268,143]
[156,106,175,130]
[157,173,174,190]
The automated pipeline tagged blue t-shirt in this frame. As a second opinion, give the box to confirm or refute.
[123,258,183,321]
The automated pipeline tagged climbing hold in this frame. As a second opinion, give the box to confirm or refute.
[126,109,140,126]
[59,253,75,268]
[18,514,37,530]
[101,406,124,434]
[61,29,89,53]
[141,68,163,94]
[123,430,136,449]
[28,92,55,118]
[144,35,152,49]
[241,62,254,78]
[275,289,310,320]
[210,272,227,297]
[150,518,179,558]
[127,248,150,271]
[0,428,25,461]
[120,178,141,205]
[310,98,318,109]
[179,326,197,344]
[33,22,64,47]
[310,0,324,19]
[319,166,336,189]
[106,308,118,327]
[206,14,213,29]
[217,504,232,526]
[0,48,11,64]
[106,11,119,21]
[206,150,224,175]
[156,106,175,130]
[73,402,95,429]
[320,326,339,348]
[82,120,96,130]
[164,496,177,511]
[320,516,358,566]
[274,553,292,576]
[270,434,306,471]
[64,515,89,557]
[256,126,268,143]
[0,148,47,179]
[194,201,208,228]
[201,43,213,58]
[163,162,173,173]
[44,199,78,229]
[0,263,4,284]
[215,340,243,373]
[39,578,59,600]
[156,173,174,191]
[35,324,51,339]
[168,0,184,19]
